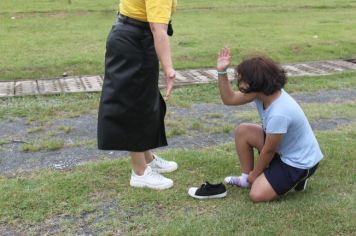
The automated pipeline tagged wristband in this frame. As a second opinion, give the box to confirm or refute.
[217,70,228,76]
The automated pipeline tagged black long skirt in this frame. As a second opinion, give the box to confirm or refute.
[97,22,168,152]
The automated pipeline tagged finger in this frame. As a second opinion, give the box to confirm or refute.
[219,48,223,58]
[225,47,230,57]
[165,80,174,98]
[222,47,226,57]
[165,72,175,98]
[222,47,228,57]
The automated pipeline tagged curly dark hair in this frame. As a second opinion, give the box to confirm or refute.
[235,55,287,95]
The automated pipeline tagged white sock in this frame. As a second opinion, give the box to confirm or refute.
[239,173,250,187]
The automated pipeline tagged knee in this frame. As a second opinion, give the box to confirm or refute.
[235,123,249,138]
[249,190,268,203]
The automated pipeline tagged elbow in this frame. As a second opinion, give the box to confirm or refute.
[221,97,234,106]
[222,100,233,106]
[261,148,277,156]
[221,97,230,105]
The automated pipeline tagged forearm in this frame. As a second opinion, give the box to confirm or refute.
[151,28,173,72]
[253,149,276,176]
[218,74,236,105]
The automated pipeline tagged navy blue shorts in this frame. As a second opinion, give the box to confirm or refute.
[264,156,318,195]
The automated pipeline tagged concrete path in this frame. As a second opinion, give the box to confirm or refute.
[1,59,356,97]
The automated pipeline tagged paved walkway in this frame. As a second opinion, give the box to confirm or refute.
[1,59,356,97]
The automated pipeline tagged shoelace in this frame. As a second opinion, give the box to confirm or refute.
[155,156,169,167]
[197,183,208,192]
[147,169,163,180]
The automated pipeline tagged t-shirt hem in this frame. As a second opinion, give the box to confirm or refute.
[147,17,170,24]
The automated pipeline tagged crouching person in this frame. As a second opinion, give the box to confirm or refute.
[216,47,323,202]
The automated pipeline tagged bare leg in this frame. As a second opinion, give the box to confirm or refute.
[235,123,265,174]
[144,150,154,163]
[130,152,146,175]
[249,173,278,202]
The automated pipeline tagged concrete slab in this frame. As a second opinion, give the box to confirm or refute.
[0,81,15,97]
[175,71,191,83]
[324,60,356,70]
[14,80,39,96]
[291,64,320,75]
[0,59,355,97]
[37,79,62,94]
[282,65,306,76]
[59,77,85,93]
[81,76,103,92]
[316,62,344,72]
[190,70,211,82]
[308,62,342,74]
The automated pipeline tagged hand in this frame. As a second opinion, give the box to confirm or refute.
[217,47,231,71]
[164,68,175,101]
[248,171,258,185]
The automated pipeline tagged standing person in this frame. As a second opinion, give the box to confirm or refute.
[216,47,323,202]
[97,0,178,190]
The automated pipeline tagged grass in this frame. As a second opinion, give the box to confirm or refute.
[27,126,45,134]
[0,127,355,234]
[0,77,355,233]
[58,125,72,134]
[1,0,356,80]
[1,71,355,233]
[20,138,65,152]
[0,92,99,123]
[0,138,12,145]
[1,0,356,234]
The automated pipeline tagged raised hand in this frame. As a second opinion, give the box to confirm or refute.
[217,47,231,71]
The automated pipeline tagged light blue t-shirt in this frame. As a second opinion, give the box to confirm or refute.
[255,89,323,169]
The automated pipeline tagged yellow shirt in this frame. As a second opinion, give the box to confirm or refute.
[119,0,177,24]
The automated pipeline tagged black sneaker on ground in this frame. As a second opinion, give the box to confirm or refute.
[294,179,308,192]
[188,181,227,199]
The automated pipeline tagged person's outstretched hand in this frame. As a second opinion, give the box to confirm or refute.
[164,68,175,101]
[217,47,231,72]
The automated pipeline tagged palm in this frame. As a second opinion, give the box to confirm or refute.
[217,57,230,71]
[217,47,231,71]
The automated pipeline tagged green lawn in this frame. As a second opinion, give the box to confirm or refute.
[0,0,355,80]
[0,128,355,235]
[0,0,355,234]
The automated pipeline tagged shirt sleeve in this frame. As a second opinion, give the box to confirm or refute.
[146,0,173,24]
[266,115,290,134]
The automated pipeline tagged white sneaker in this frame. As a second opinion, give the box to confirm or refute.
[130,166,173,190]
[147,154,178,173]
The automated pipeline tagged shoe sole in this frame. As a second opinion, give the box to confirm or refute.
[188,188,227,199]
[130,180,173,190]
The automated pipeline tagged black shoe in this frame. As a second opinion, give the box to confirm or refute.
[188,181,227,199]
[294,179,308,192]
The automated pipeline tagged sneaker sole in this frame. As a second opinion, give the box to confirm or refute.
[130,180,173,190]
[188,188,227,199]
